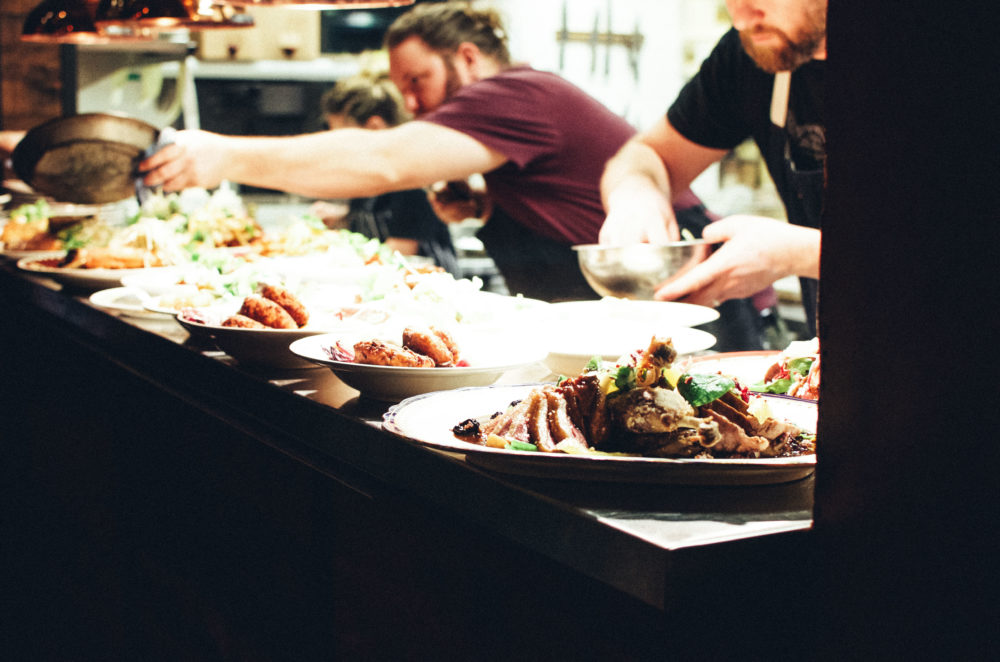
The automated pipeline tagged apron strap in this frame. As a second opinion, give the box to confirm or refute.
[770,71,792,128]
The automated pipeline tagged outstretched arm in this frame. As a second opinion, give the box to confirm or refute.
[139,121,507,199]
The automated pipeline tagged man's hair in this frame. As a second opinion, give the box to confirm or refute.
[320,72,411,127]
[384,1,511,65]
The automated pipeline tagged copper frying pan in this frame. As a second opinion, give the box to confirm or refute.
[11,112,159,204]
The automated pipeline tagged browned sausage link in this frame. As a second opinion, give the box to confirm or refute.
[402,327,455,366]
[221,314,268,329]
[432,327,460,363]
[353,340,435,367]
[259,283,309,327]
[238,294,297,329]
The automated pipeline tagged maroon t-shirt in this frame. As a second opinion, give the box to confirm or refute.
[420,66,635,245]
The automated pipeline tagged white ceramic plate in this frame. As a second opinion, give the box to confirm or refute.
[17,252,178,291]
[544,326,717,376]
[383,384,816,485]
[89,286,167,319]
[681,351,781,384]
[289,332,549,402]
[530,298,720,375]
[177,313,331,370]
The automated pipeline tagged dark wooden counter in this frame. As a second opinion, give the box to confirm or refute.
[1,262,815,659]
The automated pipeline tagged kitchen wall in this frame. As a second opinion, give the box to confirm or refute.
[0,0,63,130]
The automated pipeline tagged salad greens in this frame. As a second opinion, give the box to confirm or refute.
[676,372,736,407]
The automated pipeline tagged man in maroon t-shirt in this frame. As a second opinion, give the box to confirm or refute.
[141,3,723,306]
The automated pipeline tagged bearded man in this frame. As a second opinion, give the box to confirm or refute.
[600,0,828,336]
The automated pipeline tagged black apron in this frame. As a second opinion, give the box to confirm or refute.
[769,71,823,338]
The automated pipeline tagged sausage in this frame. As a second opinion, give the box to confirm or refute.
[353,339,435,367]
[238,294,297,329]
[402,327,457,366]
[259,283,309,327]
[221,314,268,329]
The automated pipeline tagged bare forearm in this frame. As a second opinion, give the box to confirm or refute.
[208,131,414,199]
[600,139,673,209]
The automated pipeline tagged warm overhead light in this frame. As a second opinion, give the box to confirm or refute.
[95,0,255,29]
[225,0,415,9]
[21,0,103,43]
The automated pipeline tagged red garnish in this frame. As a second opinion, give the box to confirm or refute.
[323,341,355,362]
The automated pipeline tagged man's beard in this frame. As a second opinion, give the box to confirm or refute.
[739,19,825,72]
[442,54,464,100]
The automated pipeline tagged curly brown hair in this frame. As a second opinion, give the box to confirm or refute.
[384,1,511,65]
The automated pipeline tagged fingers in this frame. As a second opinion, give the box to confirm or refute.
[654,257,722,306]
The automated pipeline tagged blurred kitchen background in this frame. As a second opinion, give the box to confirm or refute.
[0,0,801,332]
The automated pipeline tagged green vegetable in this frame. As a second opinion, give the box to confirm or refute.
[507,440,538,452]
[677,373,735,407]
[787,357,815,377]
[584,357,602,372]
[750,378,793,395]
[613,365,636,392]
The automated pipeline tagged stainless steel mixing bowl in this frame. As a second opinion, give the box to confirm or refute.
[573,241,711,299]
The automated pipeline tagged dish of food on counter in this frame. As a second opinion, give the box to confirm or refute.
[451,336,814,460]
[290,327,549,402]
[0,199,110,256]
[176,284,341,370]
[383,335,816,484]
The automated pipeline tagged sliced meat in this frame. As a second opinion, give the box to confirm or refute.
[703,409,770,455]
[544,388,589,452]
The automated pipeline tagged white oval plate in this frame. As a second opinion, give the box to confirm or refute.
[290,332,549,402]
[177,314,330,370]
[544,325,717,377]
[384,384,816,485]
[17,252,178,291]
[89,286,167,319]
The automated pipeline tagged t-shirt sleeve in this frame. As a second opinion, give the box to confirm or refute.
[420,77,560,169]
[667,28,756,150]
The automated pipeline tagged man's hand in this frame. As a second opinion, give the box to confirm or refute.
[139,130,228,192]
[653,215,820,306]
[599,176,680,244]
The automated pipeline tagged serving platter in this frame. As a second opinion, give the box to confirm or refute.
[16,252,177,291]
[528,298,720,375]
[89,286,168,319]
[177,314,329,370]
[383,383,816,485]
[681,351,781,384]
[290,332,549,402]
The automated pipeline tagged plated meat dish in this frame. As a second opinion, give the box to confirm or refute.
[221,284,309,329]
[453,337,815,459]
[325,326,465,368]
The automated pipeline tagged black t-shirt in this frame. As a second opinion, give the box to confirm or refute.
[668,28,825,223]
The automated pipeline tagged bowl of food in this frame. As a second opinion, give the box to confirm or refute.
[573,241,711,299]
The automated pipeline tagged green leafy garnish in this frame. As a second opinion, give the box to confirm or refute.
[677,373,735,407]
[750,378,793,395]
[786,357,815,377]
[584,356,602,372]
[614,365,636,392]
